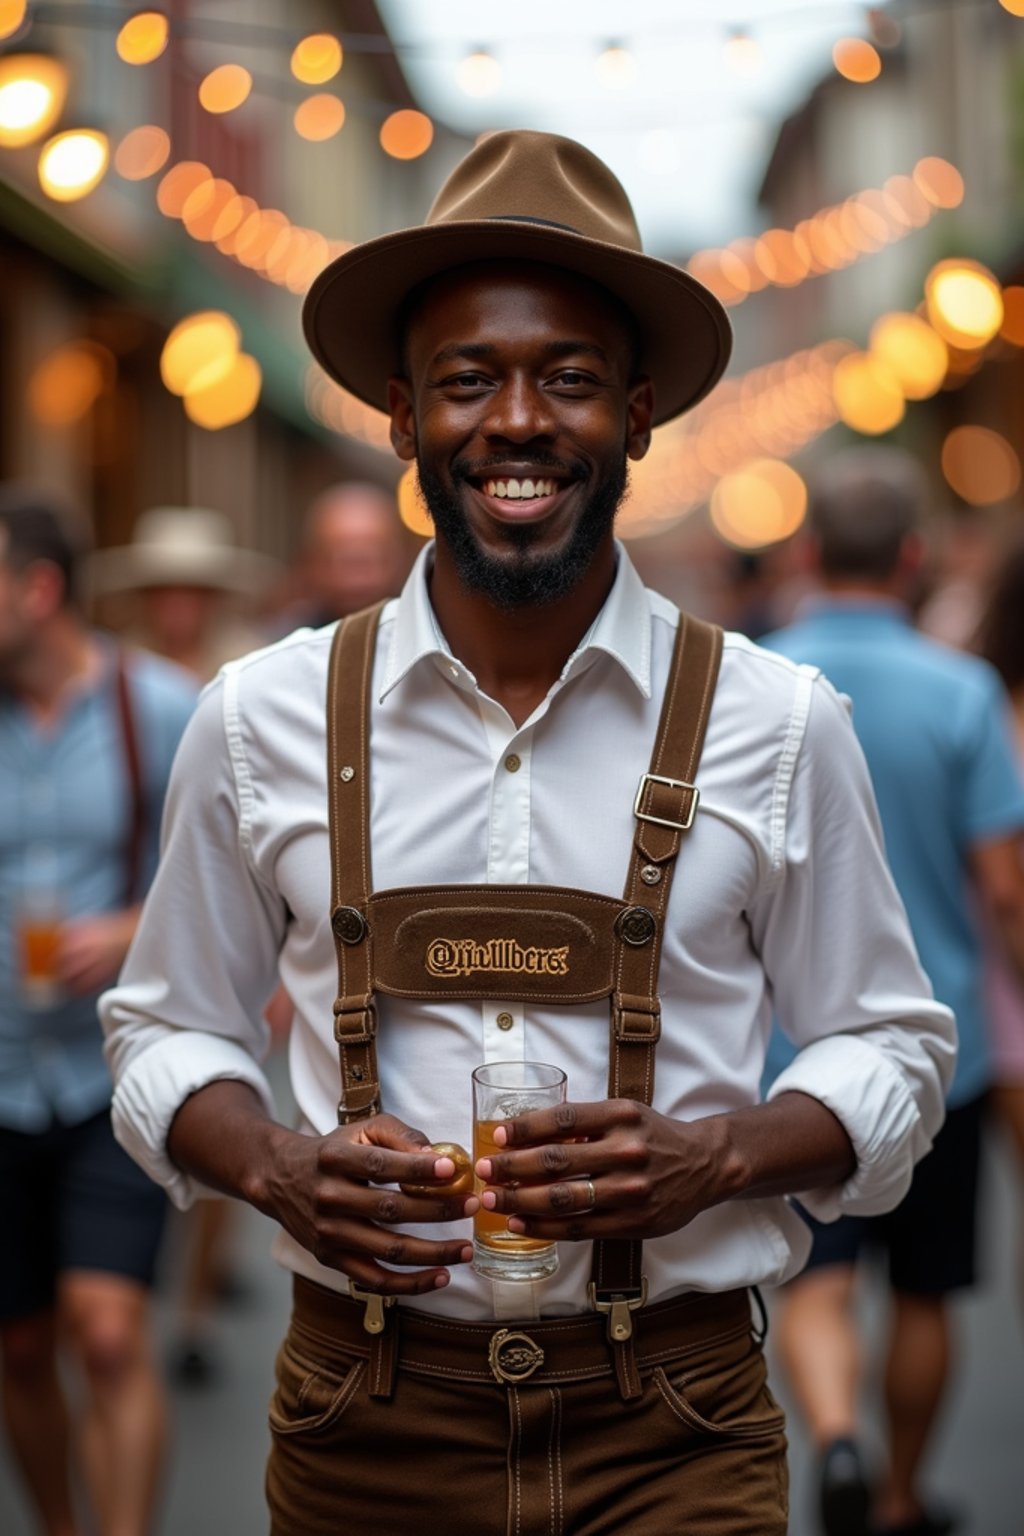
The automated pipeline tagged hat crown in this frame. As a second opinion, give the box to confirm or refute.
[132,507,237,556]
[427,130,642,254]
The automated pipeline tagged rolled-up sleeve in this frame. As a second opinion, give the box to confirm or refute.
[753,675,957,1219]
[100,670,286,1209]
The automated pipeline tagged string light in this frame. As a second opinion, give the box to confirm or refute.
[397,466,433,538]
[290,34,343,85]
[0,1,27,43]
[293,95,345,141]
[832,37,882,83]
[28,341,115,426]
[941,426,1021,505]
[868,312,947,399]
[38,129,109,202]
[116,12,169,66]
[0,53,68,147]
[198,64,252,115]
[998,0,1024,16]
[925,259,1004,349]
[114,124,170,180]
[160,311,240,396]
[710,460,808,550]
[379,109,433,161]
[184,352,262,429]
[456,49,501,97]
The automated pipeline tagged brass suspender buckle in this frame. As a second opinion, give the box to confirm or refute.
[588,1278,649,1342]
[633,773,700,832]
[349,1283,395,1335]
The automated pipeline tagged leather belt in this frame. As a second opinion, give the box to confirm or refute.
[291,1276,754,1392]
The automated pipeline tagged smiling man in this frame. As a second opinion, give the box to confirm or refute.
[100,132,954,1535]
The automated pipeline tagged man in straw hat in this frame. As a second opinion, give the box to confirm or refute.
[101,132,954,1532]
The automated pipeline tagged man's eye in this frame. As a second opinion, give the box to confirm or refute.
[550,370,592,387]
[447,372,491,388]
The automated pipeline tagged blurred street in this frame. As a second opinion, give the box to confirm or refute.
[0,1118,1020,1535]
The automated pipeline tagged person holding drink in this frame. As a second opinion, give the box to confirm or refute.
[0,487,197,1536]
[102,132,954,1534]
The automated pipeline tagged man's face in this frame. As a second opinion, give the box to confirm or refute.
[0,533,35,680]
[388,262,653,609]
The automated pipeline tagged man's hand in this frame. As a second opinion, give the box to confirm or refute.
[474,1091,856,1243]
[473,1098,728,1243]
[167,1083,477,1297]
[57,909,140,994]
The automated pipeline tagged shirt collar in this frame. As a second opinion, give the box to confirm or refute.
[379,539,654,703]
[795,594,911,627]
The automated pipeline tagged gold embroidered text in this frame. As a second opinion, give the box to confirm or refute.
[426,938,570,979]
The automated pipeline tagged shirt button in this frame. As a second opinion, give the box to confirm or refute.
[449,664,459,678]
[504,753,521,773]
[496,1011,515,1031]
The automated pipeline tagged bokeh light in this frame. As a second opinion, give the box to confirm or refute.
[397,466,433,538]
[941,427,1021,505]
[116,11,169,65]
[998,0,1024,15]
[925,259,1004,348]
[999,287,1024,346]
[913,156,964,209]
[182,178,237,242]
[293,94,345,141]
[184,353,262,430]
[710,460,808,549]
[457,50,501,97]
[832,351,905,434]
[28,342,115,426]
[595,46,636,88]
[869,312,947,400]
[0,54,68,148]
[379,109,433,160]
[160,311,241,396]
[157,160,211,217]
[0,1,27,43]
[290,34,342,85]
[38,129,110,202]
[114,124,171,180]
[198,64,252,114]
[833,38,882,83]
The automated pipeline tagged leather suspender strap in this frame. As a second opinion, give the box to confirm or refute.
[113,649,146,907]
[590,612,723,1399]
[327,601,389,1125]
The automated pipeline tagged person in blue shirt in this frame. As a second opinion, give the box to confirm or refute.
[0,487,197,1536]
[761,447,1024,1536]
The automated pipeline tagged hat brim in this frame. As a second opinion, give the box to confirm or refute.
[88,545,278,596]
[302,221,732,428]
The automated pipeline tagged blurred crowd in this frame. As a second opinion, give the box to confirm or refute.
[1,457,1023,1536]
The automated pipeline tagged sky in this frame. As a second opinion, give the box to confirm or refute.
[376,0,895,256]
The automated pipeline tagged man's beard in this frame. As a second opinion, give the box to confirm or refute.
[417,452,629,610]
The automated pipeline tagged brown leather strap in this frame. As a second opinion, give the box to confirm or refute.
[591,613,723,1393]
[113,649,145,907]
[327,602,388,1123]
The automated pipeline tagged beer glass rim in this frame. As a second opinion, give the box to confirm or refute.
[472,1060,566,1088]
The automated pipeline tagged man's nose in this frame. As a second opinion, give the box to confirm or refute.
[481,376,556,441]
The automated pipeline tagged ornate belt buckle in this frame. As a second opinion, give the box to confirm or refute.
[488,1328,545,1384]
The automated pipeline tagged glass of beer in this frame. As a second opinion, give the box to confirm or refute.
[18,852,64,1009]
[472,1061,567,1282]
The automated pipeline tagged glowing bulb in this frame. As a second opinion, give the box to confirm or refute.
[198,64,252,114]
[595,45,636,89]
[156,160,211,217]
[998,0,1024,15]
[160,311,240,396]
[38,129,109,202]
[184,353,261,430]
[925,259,1004,349]
[457,50,501,97]
[913,157,964,209]
[116,11,169,65]
[379,110,433,161]
[832,352,904,434]
[710,460,808,550]
[869,312,947,400]
[294,94,345,141]
[114,124,170,180]
[832,38,882,83]
[290,34,342,85]
[0,54,68,147]
[0,2,28,44]
[397,466,433,537]
[941,426,1021,505]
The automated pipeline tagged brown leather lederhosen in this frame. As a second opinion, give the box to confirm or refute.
[326,602,723,1402]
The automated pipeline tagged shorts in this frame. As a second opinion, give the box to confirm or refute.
[797,1093,986,1297]
[0,1108,168,1322]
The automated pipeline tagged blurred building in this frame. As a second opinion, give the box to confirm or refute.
[0,1,468,571]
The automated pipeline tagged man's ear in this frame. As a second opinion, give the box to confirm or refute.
[626,376,655,462]
[387,377,417,462]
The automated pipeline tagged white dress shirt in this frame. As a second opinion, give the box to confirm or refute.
[101,542,955,1320]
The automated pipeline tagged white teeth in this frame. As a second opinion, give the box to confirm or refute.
[485,477,558,500]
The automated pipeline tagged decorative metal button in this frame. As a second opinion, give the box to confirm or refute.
[488,1329,545,1384]
[615,905,657,946]
[331,906,366,944]
[496,1011,515,1031]
[640,864,662,885]
[339,765,355,783]
[504,753,521,773]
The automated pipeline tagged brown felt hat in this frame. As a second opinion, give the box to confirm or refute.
[302,130,732,427]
